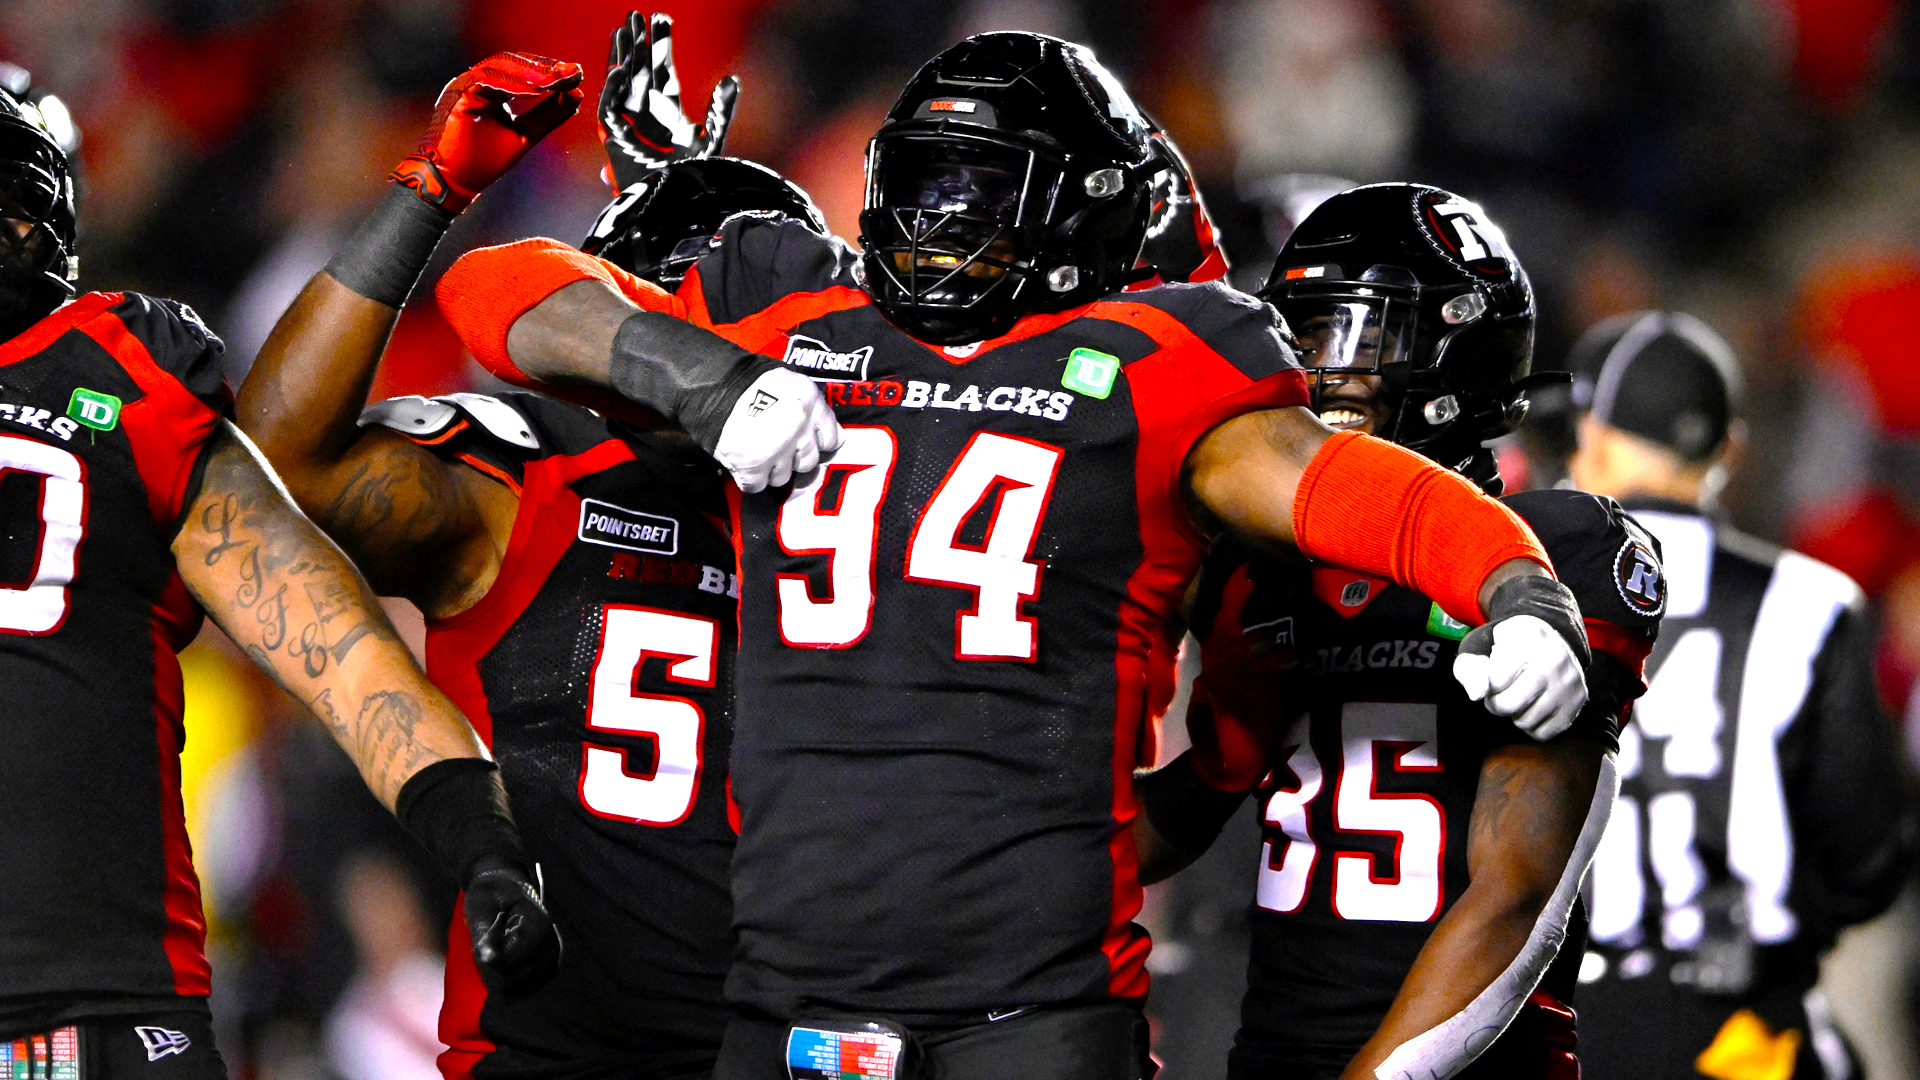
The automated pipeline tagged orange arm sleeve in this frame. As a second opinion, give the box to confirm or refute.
[434,237,684,385]
[1290,431,1552,625]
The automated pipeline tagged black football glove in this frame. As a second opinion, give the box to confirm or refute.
[395,758,564,1001]
[1453,574,1592,741]
[599,11,738,192]
[462,857,563,1000]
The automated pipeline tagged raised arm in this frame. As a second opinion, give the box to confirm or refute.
[236,53,581,616]
[1338,738,1611,1080]
[436,239,840,493]
[174,421,560,997]
[1186,413,1593,739]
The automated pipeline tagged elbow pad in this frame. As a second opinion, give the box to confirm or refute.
[1292,431,1551,624]
[1374,754,1619,1080]
[607,310,780,453]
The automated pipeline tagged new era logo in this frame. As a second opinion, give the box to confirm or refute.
[747,389,780,417]
[135,1026,191,1061]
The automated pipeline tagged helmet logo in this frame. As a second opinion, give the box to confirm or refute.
[929,99,978,113]
[1416,191,1513,279]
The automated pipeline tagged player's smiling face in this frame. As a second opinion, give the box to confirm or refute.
[1296,312,1395,434]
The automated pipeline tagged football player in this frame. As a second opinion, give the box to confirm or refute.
[1564,313,1913,1080]
[1132,183,1665,1080]
[426,32,1596,1080]
[235,41,832,1080]
[0,70,558,1077]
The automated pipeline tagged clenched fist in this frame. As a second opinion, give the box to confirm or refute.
[393,53,585,213]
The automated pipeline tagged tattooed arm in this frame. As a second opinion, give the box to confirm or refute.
[236,271,515,620]
[173,421,487,809]
[1337,738,1605,1080]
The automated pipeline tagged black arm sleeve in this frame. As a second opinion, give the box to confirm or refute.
[1138,750,1254,857]
[1779,606,1918,931]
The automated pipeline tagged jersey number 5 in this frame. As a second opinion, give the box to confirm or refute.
[776,426,1063,660]
[578,605,716,826]
[0,435,85,635]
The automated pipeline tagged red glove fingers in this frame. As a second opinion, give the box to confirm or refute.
[393,52,585,213]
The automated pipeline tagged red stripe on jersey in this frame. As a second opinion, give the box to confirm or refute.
[1088,300,1308,1000]
[426,438,640,746]
[81,309,223,531]
[678,264,714,329]
[150,606,211,995]
[1585,617,1654,691]
[437,895,494,1080]
[455,452,523,496]
[0,293,120,367]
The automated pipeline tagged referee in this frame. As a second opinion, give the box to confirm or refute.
[1562,312,1915,1079]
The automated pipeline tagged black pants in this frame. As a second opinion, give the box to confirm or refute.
[7,1010,226,1080]
[715,1004,1148,1080]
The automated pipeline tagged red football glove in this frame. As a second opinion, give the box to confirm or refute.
[393,53,585,213]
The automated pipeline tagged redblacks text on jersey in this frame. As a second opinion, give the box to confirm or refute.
[1189,489,1660,1078]
[677,215,1308,1018]
[366,393,738,1080]
[0,292,228,1037]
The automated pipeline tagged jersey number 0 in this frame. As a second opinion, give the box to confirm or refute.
[0,435,85,636]
[776,426,1064,660]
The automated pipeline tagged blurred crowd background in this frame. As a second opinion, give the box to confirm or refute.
[6,0,1920,1076]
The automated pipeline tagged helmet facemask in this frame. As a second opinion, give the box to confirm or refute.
[0,116,75,340]
[860,129,1065,344]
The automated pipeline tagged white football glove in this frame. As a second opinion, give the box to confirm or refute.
[1453,614,1589,740]
[710,367,842,493]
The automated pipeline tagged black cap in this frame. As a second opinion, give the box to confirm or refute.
[1569,311,1740,461]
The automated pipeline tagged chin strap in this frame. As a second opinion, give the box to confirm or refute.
[1374,754,1620,1080]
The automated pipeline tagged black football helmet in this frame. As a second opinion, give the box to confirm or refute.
[1259,183,1559,485]
[582,157,828,289]
[0,64,78,340]
[858,32,1163,344]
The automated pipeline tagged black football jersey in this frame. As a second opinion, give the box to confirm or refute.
[0,292,229,1036]
[363,393,738,1079]
[1577,500,1907,1080]
[677,215,1309,1018]
[1189,489,1663,1077]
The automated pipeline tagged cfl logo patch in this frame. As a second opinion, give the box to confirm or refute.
[135,1026,191,1061]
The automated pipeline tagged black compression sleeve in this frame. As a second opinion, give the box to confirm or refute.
[607,310,781,452]
[324,185,457,309]
[1138,751,1253,855]
[395,758,533,884]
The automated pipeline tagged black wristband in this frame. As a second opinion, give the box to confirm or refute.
[394,757,532,886]
[1137,751,1253,855]
[1479,574,1593,668]
[323,184,457,309]
[607,310,781,452]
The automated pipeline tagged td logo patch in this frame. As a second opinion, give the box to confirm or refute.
[1614,536,1666,616]
[1061,348,1119,399]
[68,388,121,431]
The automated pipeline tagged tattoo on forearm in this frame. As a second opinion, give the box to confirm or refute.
[191,436,401,677]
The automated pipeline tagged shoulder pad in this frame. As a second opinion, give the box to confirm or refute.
[695,213,857,325]
[360,393,540,450]
[1504,488,1665,632]
[441,393,539,449]
[1112,281,1300,382]
[107,292,230,414]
